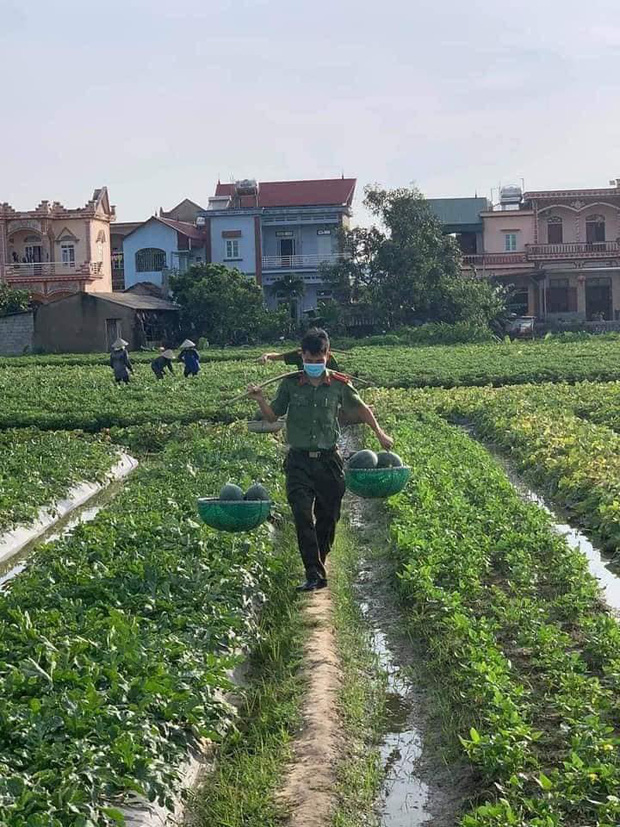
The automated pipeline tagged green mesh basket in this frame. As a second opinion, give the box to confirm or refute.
[345,466,411,499]
[197,498,272,533]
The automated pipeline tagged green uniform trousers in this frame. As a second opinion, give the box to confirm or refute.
[285,448,346,581]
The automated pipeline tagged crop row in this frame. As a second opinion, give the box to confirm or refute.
[344,338,620,388]
[0,421,290,825]
[369,382,620,560]
[377,411,620,826]
[0,361,286,431]
[0,429,119,532]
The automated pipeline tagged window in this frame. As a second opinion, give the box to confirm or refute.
[61,243,75,267]
[547,216,563,244]
[586,214,605,244]
[225,239,240,259]
[135,248,166,272]
[504,233,518,252]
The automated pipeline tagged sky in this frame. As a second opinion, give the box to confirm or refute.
[1,0,620,225]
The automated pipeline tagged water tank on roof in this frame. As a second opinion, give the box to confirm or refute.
[500,185,522,205]
[234,179,258,196]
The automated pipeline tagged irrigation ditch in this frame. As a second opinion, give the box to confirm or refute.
[343,497,476,827]
[0,453,138,592]
[458,422,620,617]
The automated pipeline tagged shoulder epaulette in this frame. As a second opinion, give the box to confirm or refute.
[331,371,353,384]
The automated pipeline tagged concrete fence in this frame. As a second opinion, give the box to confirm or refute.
[0,311,34,355]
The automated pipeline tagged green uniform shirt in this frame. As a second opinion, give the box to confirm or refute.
[283,350,340,371]
[270,370,363,450]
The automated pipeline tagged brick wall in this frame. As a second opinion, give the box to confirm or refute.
[0,311,34,355]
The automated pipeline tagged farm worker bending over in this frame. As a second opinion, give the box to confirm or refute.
[110,338,133,384]
[248,327,394,592]
[151,349,175,380]
[178,339,200,378]
[258,345,339,371]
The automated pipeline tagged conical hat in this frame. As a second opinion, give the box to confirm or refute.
[161,349,174,360]
[179,339,196,350]
[112,338,128,350]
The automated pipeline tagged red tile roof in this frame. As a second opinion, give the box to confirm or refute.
[214,178,356,208]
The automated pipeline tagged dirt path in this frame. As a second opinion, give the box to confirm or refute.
[277,587,343,827]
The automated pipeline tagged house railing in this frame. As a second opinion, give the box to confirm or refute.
[5,261,104,279]
[262,253,346,270]
[526,241,620,259]
[462,253,528,266]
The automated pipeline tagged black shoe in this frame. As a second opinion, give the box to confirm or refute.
[295,577,328,593]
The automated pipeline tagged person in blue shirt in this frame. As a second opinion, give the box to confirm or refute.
[178,339,200,377]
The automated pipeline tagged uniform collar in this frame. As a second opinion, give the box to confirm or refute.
[298,368,332,386]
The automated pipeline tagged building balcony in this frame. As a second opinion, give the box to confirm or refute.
[462,253,529,267]
[4,261,104,283]
[526,242,620,260]
[262,253,346,272]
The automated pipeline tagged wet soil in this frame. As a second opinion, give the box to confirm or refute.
[348,498,476,827]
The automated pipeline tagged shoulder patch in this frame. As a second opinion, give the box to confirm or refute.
[331,371,353,384]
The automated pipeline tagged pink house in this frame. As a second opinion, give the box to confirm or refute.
[430,182,620,320]
[0,188,115,304]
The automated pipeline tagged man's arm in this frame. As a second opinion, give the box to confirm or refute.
[247,387,278,422]
[356,402,394,450]
[257,352,285,364]
[341,382,394,450]
[247,379,289,423]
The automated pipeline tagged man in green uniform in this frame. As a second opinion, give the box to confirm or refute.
[248,328,393,592]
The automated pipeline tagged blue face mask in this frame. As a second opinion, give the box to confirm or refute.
[303,361,326,378]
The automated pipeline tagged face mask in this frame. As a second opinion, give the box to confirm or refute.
[303,361,326,378]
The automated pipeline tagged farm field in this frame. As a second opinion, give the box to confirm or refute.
[0,429,120,530]
[343,336,620,388]
[2,336,620,826]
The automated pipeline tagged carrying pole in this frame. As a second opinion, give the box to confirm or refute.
[222,370,373,408]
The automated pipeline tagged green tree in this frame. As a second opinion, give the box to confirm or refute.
[169,264,293,345]
[322,185,506,330]
[269,273,305,320]
[0,284,30,317]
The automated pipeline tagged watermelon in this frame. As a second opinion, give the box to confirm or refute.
[245,483,270,501]
[376,451,404,468]
[348,449,378,469]
[219,483,244,500]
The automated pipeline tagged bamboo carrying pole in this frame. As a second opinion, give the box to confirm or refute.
[222,370,373,407]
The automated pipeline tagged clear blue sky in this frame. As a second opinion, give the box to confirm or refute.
[2,0,619,223]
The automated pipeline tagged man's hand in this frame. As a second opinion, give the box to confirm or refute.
[247,383,265,400]
[376,429,394,451]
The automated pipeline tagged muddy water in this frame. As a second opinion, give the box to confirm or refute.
[358,597,432,826]
[0,478,125,593]
[457,423,620,616]
[469,434,620,616]
[348,497,471,827]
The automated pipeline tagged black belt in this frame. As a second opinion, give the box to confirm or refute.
[290,446,337,459]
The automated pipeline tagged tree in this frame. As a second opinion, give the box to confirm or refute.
[269,273,305,320]
[0,284,30,317]
[169,264,294,345]
[322,185,506,330]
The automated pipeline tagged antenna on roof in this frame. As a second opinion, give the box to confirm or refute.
[341,170,344,179]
